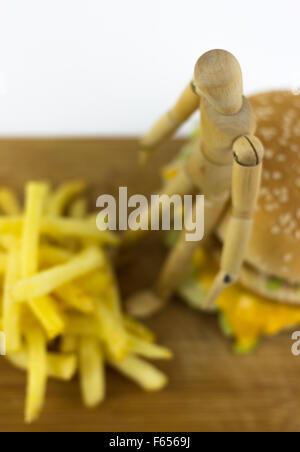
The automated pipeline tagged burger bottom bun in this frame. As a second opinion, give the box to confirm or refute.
[209,238,300,305]
[240,263,300,305]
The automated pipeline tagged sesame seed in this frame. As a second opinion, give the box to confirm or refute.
[284,253,293,263]
[260,186,269,195]
[265,203,279,212]
[265,149,274,159]
[271,225,280,235]
[274,94,284,104]
[273,171,282,180]
[279,138,289,147]
[259,127,277,141]
[294,123,300,136]
[280,266,289,273]
[279,214,292,226]
[276,154,287,162]
[255,106,274,119]
[284,222,296,234]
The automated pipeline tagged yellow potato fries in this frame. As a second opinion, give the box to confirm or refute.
[78,271,111,297]
[55,283,95,314]
[60,335,78,353]
[0,217,120,246]
[0,182,171,423]
[123,315,156,343]
[109,355,168,391]
[21,182,49,277]
[95,300,128,360]
[65,313,100,337]
[3,238,21,353]
[78,336,105,407]
[8,350,77,381]
[28,296,65,339]
[0,252,7,273]
[41,217,119,246]
[13,247,105,301]
[0,187,21,215]
[39,244,72,266]
[127,335,173,360]
[48,180,86,217]
[69,197,88,219]
[25,323,47,424]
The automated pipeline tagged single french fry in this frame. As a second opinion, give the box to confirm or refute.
[12,247,105,302]
[78,271,111,297]
[48,181,86,217]
[127,335,173,360]
[3,238,21,353]
[0,234,19,250]
[0,217,21,235]
[69,197,88,219]
[60,335,78,353]
[28,296,65,339]
[21,182,49,277]
[109,355,168,391]
[0,217,120,246]
[8,350,77,381]
[48,353,77,381]
[0,188,21,215]
[65,314,101,337]
[78,337,105,407]
[39,244,73,267]
[25,324,47,423]
[95,300,128,361]
[47,353,77,381]
[123,315,156,343]
[0,252,7,273]
[55,283,95,314]
[42,217,119,246]
[87,213,98,224]
[98,255,123,318]
[20,183,66,338]
[104,282,123,319]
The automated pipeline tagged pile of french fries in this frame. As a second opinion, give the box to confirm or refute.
[0,181,172,423]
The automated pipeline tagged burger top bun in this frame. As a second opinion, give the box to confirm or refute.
[217,91,300,302]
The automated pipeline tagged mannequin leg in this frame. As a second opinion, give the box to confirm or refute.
[126,193,229,317]
[122,169,194,247]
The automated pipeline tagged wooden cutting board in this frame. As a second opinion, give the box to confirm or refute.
[0,138,299,433]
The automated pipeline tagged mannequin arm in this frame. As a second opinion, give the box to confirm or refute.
[140,82,200,164]
[203,135,264,309]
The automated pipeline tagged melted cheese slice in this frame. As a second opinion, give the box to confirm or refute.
[192,248,300,352]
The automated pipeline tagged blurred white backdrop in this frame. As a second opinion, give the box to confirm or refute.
[0,0,299,136]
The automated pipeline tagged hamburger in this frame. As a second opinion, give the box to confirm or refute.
[164,90,300,352]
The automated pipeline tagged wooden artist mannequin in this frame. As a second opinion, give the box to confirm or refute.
[126,49,264,317]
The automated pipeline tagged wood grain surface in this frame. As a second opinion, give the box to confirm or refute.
[0,138,299,433]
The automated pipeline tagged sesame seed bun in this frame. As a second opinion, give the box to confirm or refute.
[217,90,300,304]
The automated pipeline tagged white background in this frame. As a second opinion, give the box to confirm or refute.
[0,0,299,136]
